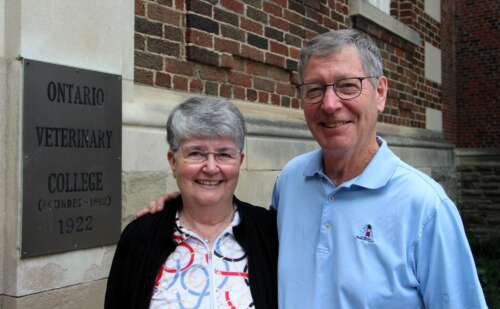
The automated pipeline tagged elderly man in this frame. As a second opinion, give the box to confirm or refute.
[142,29,486,308]
[272,29,486,308]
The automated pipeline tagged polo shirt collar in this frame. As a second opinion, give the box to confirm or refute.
[353,137,397,189]
[303,137,397,190]
[304,149,324,177]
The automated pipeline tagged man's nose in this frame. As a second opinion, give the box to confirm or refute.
[321,86,343,113]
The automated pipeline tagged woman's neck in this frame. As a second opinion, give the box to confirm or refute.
[179,203,235,247]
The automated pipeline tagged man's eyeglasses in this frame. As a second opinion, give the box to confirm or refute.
[298,76,379,104]
[179,147,241,165]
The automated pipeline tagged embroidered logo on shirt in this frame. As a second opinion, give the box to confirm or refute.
[356,224,374,242]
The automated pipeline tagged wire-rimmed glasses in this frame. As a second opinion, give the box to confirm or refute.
[298,76,379,105]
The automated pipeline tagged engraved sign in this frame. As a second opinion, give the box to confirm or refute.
[22,59,121,258]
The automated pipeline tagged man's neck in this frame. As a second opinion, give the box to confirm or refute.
[323,139,380,185]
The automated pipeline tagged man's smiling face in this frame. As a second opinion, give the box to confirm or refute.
[301,45,387,157]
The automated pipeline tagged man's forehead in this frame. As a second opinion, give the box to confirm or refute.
[308,45,360,62]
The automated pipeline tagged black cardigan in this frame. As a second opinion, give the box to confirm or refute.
[105,196,278,309]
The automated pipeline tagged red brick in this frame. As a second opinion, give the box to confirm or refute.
[232,57,246,71]
[220,84,232,98]
[164,59,194,76]
[147,38,180,57]
[270,16,289,32]
[229,71,252,87]
[284,10,303,25]
[135,51,163,70]
[221,0,244,14]
[189,79,203,93]
[215,37,240,54]
[147,3,181,26]
[263,2,282,17]
[186,29,213,48]
[265,52,285,67]
[241,17,263,35]
[290,47,300,59]
[136,0,144,16]
[291,97,300,108]
[175,0,184,10]
[270,41,288,56]
[270,0,287,7]
[246,88,258,101]
[135,68,154,85]
[268,66,289,82]
[200,65,227,81]
[246,62,268,77]
[254,77,275,92]
[220,54,235,69]
[173,75,188,90]
[135,34,145,51]
[271,93,280,105]
[233,86,246,99]
[259,91,269,103]
[240,45,264,63]
[323,18,339,30]
[277,82,295,96]
[155,72,171,88]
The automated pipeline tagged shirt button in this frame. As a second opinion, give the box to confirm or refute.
[324,223,332,229]
[329,195,335,201]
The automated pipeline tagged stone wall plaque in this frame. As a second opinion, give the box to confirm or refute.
[22,59,122,258]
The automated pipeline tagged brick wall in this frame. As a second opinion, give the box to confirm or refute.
[455,0,500,148]
[457,158,500,242]
[134,0,443,129]
[441,0,457,144]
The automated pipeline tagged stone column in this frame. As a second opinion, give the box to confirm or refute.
[0,0,133,308]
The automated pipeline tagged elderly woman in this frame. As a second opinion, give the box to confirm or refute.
[105,97,278,309]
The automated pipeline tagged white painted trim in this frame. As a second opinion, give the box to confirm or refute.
[349,0,422,47]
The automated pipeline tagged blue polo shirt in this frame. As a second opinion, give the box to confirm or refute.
[272,138,486,308]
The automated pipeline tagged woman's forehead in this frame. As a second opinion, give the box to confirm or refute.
[180,137,237,149]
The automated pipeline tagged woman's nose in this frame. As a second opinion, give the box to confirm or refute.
[202,154,219,173]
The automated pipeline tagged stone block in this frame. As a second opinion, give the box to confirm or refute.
[0,58,7,295]
[236,170,280,208]
[122,171,169,225]
[2,279,106,309]
[425,42,442,84]
[14,247,114,296]
[19,0,133,77]
[425,107,443,132]
[122,126,168,172]
[391,146,453,168]
[425,0,441,22]
[245,136,317,171]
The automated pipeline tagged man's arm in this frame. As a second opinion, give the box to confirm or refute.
[136,192,180,217]
[415,198,487,308]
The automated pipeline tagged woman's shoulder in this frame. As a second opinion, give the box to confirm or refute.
[118,212,163,246]
[121,197,180,242]
[235,198,277,223]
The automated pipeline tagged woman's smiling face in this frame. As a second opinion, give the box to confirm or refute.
[168,137,244,208]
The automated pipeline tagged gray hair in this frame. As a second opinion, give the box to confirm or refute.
[166,97,246,151]
[298,29,384,87]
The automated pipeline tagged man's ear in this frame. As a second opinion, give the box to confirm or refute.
[238,152,245,168]
[375,76,388,113]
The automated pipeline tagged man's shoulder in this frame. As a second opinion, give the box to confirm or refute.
[391,158,450,202]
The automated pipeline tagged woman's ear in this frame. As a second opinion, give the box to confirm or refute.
[167,150,176,176]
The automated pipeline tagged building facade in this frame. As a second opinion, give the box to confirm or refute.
[0,0,497,307]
